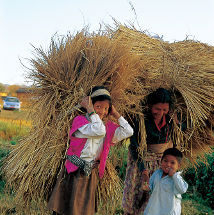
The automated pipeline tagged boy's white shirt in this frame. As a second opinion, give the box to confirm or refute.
[144,169,188,215]
[74,113,133,161]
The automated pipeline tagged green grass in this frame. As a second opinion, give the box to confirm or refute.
[0,118,30,142]
[0,109,29,120]
[182,198,213,215]
[0,140,12,193]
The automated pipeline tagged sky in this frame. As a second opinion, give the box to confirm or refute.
[0,0,214,86]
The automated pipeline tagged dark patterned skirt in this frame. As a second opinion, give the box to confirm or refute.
[122,151,162,215]
[48,166,99,215]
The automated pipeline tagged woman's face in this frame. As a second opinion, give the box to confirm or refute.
[93,100,110,120]
[151,103,169,121]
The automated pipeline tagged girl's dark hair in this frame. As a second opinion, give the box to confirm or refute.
[161,148,183,163]
[147,88,173,109]
[89,86,112,114]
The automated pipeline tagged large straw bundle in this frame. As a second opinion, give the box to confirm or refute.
[3,29,143,213]
[108,25,214,162]
[3,24,214,214]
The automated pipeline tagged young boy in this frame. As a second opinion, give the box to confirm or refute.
[144,148,188,215]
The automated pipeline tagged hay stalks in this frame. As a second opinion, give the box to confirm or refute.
[107,24,214,160]
[3,29,143,212]
[96,160,124,214]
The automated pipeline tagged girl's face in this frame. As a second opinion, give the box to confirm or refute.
[151,103,169,121]
[161,154,180,176]
[93,100,110,120]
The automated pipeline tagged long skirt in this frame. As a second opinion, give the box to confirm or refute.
[48,166,99,215]
[122,151,162,215]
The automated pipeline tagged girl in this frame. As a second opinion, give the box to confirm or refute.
[122,88,180,215]
[48,86,133,215]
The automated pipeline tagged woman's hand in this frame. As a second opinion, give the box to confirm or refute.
[110,105,121,120]
[80,96,94,113]
[169,111,179,124]
[142,169,150,191]
[142,169,149,178]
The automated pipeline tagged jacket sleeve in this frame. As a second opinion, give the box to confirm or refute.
[173,172,188,194]
[75,114,106,138]
[149,169,160,191]
[112,116,133,143]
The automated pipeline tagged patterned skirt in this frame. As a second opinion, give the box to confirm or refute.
[48,166,99,215]
[122,151,163,215]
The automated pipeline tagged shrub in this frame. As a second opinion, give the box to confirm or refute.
[0,147,10,193]
[108,141,129,181]
[183,150,214,208]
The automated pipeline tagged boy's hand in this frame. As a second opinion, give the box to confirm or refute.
[110,105,121,120]
[168,168,176,177]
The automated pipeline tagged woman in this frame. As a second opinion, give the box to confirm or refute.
[122,88,177,215]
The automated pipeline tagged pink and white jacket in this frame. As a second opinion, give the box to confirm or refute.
[65,114,133,178]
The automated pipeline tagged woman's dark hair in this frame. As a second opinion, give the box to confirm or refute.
[161,148,183,163]
[89,86,112,114]
[147,88,173,109]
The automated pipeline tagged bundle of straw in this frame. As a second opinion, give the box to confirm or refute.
[96,160,124,215]
[108,25,214,162]
[3,29,143,212]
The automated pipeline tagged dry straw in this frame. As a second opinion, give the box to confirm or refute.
[108,24,214,163]
[3,29,143,213]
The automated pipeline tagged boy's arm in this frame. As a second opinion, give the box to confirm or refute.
[149,170,159,191]
[172,172,188,194]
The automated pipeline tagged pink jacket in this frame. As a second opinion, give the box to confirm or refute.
[65,115,119,178]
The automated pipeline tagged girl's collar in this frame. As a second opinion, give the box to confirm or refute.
[85,113,107,124]
[85,113,91,121]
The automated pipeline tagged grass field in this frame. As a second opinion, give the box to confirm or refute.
[0,109,213,214]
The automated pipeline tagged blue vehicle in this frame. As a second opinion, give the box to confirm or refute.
[3,97,21,110]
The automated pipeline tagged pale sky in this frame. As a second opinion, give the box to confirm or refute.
[1,0,214,86]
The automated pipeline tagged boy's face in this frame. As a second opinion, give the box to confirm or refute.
[161,154,180,176]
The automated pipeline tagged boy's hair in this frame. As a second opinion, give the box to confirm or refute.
[161,148,183,163]
[147,88,173,109]
[89,86,112,114]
